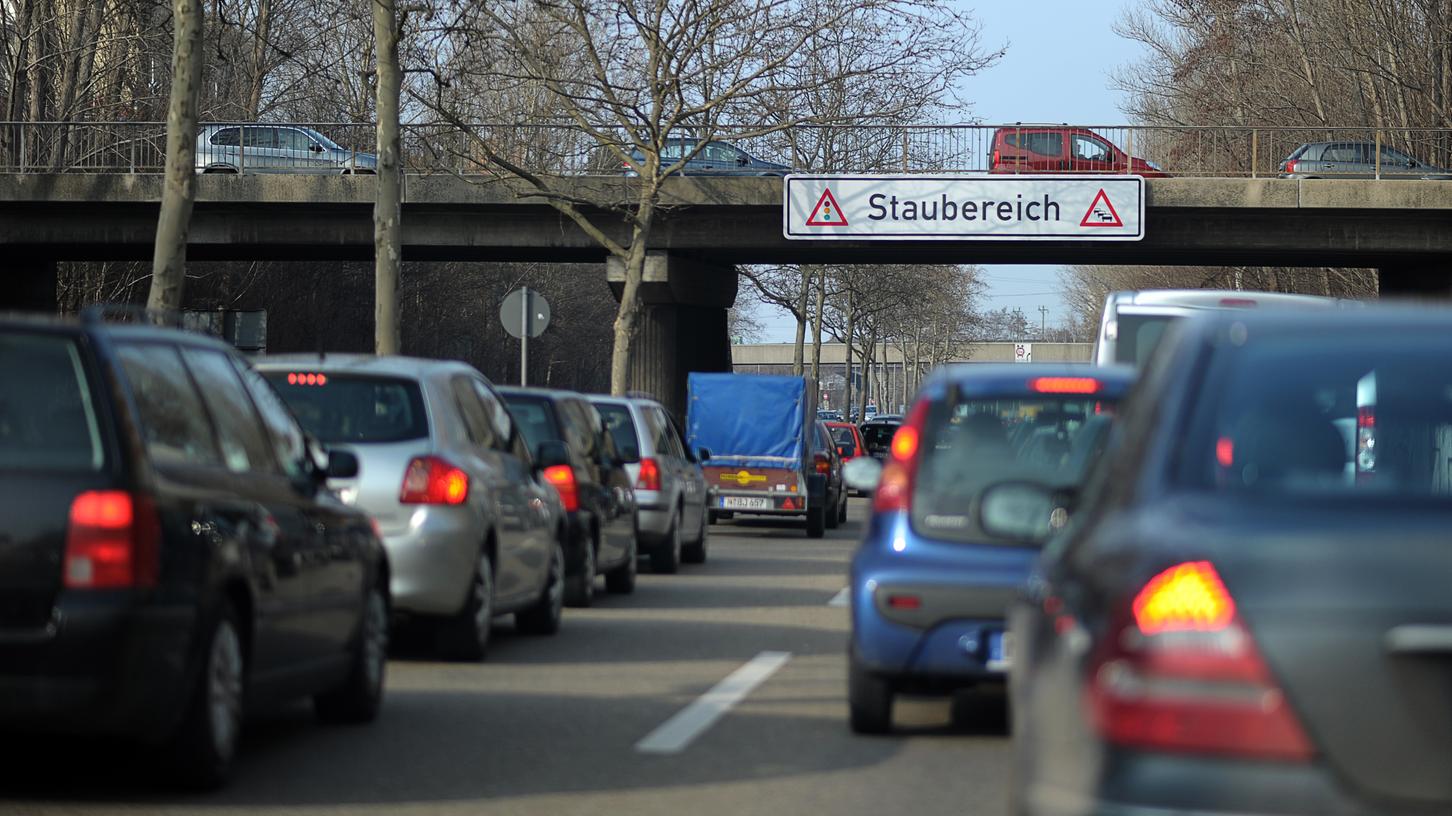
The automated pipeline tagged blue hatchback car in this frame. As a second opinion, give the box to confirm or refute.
[846,364,1136,733]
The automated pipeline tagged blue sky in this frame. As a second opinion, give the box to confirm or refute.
[751,1,1145,341]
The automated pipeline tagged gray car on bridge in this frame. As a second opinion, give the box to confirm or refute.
[195,124,377,174]
[1278,141,1452,179]
[256,355,566,661]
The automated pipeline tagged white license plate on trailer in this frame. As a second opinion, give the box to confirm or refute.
[721,496,772,510]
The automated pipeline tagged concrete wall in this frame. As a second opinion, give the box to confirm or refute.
[730,341,1092,366]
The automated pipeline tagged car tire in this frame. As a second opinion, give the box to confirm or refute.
[565,536,596,608]
[826,490,841,530]
[516,542,565,635]
[164,603,245,790]
[806,505,826,539]
[848,657,894,735]
[653,515,682,574]
[436,548,494,661]
[839,490,849,523]
[315,581,389,724]
[605,535,638,594]
[682,507,708,565]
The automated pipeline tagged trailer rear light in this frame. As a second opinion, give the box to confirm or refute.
[64,490,160,589]
[399,456,469,505]
[1087,561,1314,762]
[542,464,579,512]
[636,457,661,491]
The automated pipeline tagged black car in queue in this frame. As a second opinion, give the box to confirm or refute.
[998,306,1452,816]
[0,314,388,789]
[498,387,639,606]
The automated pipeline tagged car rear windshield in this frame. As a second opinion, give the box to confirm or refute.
[0,332,103,471]
[912,397,1119,544]
[501,394,561,455]
[861,422,900,453]
[1114,313,1176,366]
[595,402,641,462]
[264,372,427,444]
[1182,335,1452,499]
[831,426,856,447]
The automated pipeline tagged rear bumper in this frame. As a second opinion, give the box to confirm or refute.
[1019,751,1369,816]
[383,506,482,616]
[0,595,198,742]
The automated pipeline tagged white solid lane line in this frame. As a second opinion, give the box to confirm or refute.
[636,651,793,755]
[828,587,850,607]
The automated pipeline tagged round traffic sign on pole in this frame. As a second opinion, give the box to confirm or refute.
[500,288,551,339]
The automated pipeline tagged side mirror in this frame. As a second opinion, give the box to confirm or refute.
[977,481,1074,544]
[535,440,571,471]
[325,448,360,479]
[696,447,711,462]
[842,457,882,492]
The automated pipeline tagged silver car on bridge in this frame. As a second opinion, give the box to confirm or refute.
[195,124,377,174]
[256,355,566,661]
[589,395,712,572]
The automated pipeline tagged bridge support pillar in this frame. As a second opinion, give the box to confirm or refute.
[0,260,57,312]
[1379,265,1452,299]
[607,253,737,421]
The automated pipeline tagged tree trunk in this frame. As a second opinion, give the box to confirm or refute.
[843,290,855,416]
[610,237,651,395]
[373,0,402,354]
[858,327,875,423]
[810,264,824,385]
[792,266,809,375]
[247,0,273,118]
[146,0,203,315]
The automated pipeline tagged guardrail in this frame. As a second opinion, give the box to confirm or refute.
[4,121,1452,179]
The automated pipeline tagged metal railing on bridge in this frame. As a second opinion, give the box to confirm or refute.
[4,121,1452,180]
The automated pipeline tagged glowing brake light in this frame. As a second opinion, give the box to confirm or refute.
[890,426,918,460]
[873,400,931,514]
[399,456,469,505]
[286,372,328,386]
[64,490,160,589]
[542,464,579,512]
[1215,437,1234,468]
[1132,561,1235,634]
[636,457,661,491]
[1218,298,1257,307]
[1030,377,1100,394]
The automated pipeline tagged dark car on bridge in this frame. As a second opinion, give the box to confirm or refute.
[1000,305,1452,815]
[1278,140,1452,179]
[0,312,388,788]
[841,365,1135,733]
[989,125,1167,176]
[625,138,790,177]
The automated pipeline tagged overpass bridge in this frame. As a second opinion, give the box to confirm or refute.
[4,171,1450,416]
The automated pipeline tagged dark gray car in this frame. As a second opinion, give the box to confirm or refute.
[1278,140,1452,179]
[626,138,790,177]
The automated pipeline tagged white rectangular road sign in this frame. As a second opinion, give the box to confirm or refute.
[783,174,1144,241]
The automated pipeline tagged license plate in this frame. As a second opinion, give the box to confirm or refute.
[986,631,1012,672]
[721,496,771,510]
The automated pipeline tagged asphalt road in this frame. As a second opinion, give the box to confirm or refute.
[1,499,1011,816]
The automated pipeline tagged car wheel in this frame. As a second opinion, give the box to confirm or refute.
[653,515,682,574]
[516,541,565,635]
[202,166,238,174]
[165,603,245,789]
[437,549,494,661]
[806,505,826,539]
[839,490,849,523]
[315,581,389,723]
[605,534,638,594]
[565,536,596,608]
[826,490,841,530]
[682,506,708,565]
[848,656,894,735]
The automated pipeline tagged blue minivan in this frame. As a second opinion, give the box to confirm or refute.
[844,364,1135,733]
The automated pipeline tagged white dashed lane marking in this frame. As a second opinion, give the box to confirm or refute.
[635,651,793,755]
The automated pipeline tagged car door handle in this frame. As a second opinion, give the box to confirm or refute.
[1385,624,1452,654]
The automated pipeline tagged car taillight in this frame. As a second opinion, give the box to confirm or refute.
[992,149,1000,166]
[64,490,160,589]
[636,457,661,491]
[285,372,328,386]
[1284,159,1298,174]
[1218,298,1257,307]
[1086,561,1314,762]
[1356,406,1376,478]
[399,456,469,505]
[814,453,831,475]
[873,400,930,514]
[542,464,579,512]
[1030,376,1100,394]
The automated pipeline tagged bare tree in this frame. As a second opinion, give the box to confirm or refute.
[147,0,204,314]
[373,0,402,354]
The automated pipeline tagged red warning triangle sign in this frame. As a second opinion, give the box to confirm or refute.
[806,188,848,227]
[1079,188,1124,228]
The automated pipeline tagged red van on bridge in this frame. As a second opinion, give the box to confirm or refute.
[989,125,1168,176]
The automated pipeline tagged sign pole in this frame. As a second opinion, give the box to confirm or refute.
[520,286,529,386]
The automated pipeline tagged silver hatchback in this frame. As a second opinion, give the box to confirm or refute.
[195,124,377,174]
[257,355,565,661]
[589,396,712,570]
